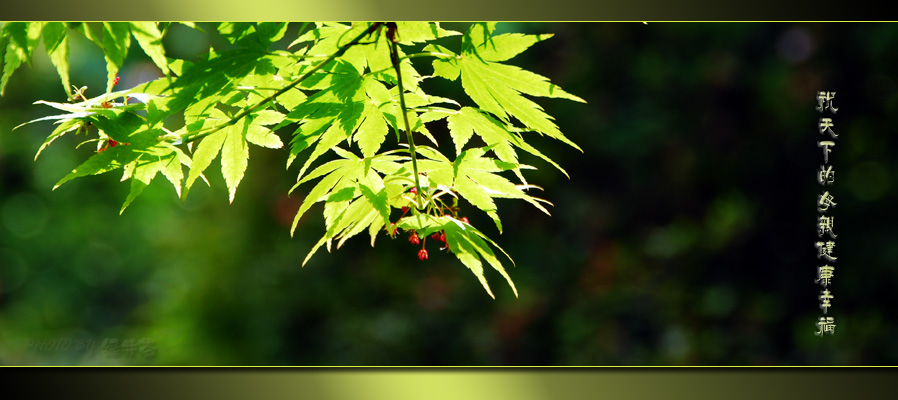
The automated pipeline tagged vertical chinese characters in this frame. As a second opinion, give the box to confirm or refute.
[815,91,838,336]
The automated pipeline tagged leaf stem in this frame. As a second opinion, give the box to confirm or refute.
[176,22,384,145]
[402,51,454,60]
[389,28,423,209]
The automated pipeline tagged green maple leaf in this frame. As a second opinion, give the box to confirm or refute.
[40,23,71,97]
[146,47,267,126]
[427,22,585,151]
[221,119,250,204]
[219,22,288,50]
[447,107,566,177]
[397,214,517,299]
[48,111,191,211]
[453,146,550,232]
[284,60,367,174]
[184,123,227,197]
[119,142,191,213]
[1,22,43,95]
[289,147,404,265]
[129,22,170,76]
[101,22,131,93]
[183,107,282,203]
[393,22,460,45]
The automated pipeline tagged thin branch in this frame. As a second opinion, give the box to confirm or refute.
[388,24,423,209]
[175,22,384,145]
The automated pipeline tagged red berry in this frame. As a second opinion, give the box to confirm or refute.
[418,249,428,261]
[408,231,420,245]
[409,187,417,195]
[113,76,120,86]
[431,231,446,244]
[461,216,469,224]
[401,206,409,213]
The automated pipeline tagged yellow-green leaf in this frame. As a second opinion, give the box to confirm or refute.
[41,23,71,97]
[184,129,226,195]
[221,121,249,203]
[130,22,169,75]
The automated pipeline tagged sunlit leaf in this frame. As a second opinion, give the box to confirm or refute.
[41,22,71,97]
[102,22,131,93]
[130,22,169,75]
[221,119,250,203]
[1,22,42,95]
[397,214,517,299]
[435,23,583,151]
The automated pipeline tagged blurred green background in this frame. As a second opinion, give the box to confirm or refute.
[1,22,896,365]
